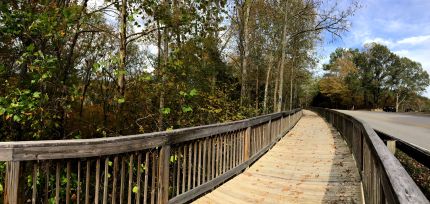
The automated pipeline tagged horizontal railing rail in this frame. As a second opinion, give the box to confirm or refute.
[312,107,429,204]
[376,130,430,168]
[0,109,302,204]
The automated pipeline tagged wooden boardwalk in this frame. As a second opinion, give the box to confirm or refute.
[194,110,363,203]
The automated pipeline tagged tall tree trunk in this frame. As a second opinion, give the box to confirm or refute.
[395,93,399,112]
[277,1,288,112]
[273,71,279,112]
[157,20,169,131]
[263,56,273,114]
[118,0,127,97]
[289,60,294,110]
[240,0,250,106]
[255,64,259,111]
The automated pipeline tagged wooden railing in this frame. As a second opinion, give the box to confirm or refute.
[0,109,302,204]
[312,107,429,204]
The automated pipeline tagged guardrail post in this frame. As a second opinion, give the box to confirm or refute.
[243,127,251,161]
[386,140,396,154]
[158,145,170,204]
[4,161,21,204]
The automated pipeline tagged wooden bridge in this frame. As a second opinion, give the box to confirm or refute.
[0,109,428,204]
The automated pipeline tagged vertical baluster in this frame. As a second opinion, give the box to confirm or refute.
[103,158,109,204]
[77,161,81,204]
[112,156,118,204]
[233,132,236,167]
[202,139,207,183]
[85,161,90,204]
[193,142,197,188]
[207,138,212,181]
[187,144,192,191]
[216,136,220,177]
[45,162,50,204]
[197,141,202,186]
[32,163,38,204]
[120,157,125,204]
[143,152,149,204]
[56,162,60,204]
[66,161,71,204]
[176,148,181,196]
[95,158,100,204]
[225,134,229,171]
[182,145,186,194]
[128,154,134,204]
[150,152,157,204]
[137,153,142,204]
[212,137,215,179]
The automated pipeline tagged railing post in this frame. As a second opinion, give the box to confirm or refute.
[243,127,251,161]
[158,145,170,204]
[4,161,21,204]
[386,140,396,154]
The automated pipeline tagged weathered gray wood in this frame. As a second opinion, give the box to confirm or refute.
[243,127,251,161]
[103,157,109,204]
[158,145,170,204]
[5,161,20,204]
[112,156,118,204]
[143,152,149,204]
[56,162,60,204]
[192,142,197,188]
[150,152,156,204]
[120,157,125,204]
[44,162,49,204]
[0,109,302,203]
[202,139,207,183]
[0,111,303,161]
[197,140,202,186]
[128,154,134,204]
[66,161,71,204]
[77,161,81,204]
[386,140,396,154]
[187,144,192,191]
[95,158,100,204]
[32,163,37,204]
[85,161,90,204]
[136,153,142,204]
[182,145,186,194]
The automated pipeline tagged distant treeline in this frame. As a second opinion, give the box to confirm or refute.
[313,43,430,112]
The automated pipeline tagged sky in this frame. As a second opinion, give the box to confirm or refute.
[319,0,430,98]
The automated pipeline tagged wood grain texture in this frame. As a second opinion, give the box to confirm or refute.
[194,110,362,204]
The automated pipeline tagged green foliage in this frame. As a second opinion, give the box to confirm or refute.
[315,44,430,110]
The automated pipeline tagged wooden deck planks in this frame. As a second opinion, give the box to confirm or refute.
[194,110,363,204]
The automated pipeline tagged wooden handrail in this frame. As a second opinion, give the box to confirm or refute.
[0,109,302,204]
[312,107,428,204]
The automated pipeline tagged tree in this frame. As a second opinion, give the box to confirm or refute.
[388,57,430,112]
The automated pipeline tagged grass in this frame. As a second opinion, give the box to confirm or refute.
[395,149,430,199]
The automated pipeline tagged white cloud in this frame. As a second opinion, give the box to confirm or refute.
[397,35,430,46]
[363,37,393,47]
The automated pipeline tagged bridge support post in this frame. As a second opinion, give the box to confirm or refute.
[386,140,396,154]
[158,145,170,204]
[4,161,21,204]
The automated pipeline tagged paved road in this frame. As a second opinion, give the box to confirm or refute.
[336,110,430,152]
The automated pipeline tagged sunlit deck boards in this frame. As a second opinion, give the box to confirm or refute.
[194,110,363,203]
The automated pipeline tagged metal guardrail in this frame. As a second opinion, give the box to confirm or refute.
[0,109,302,204]
[312,107,429,204]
